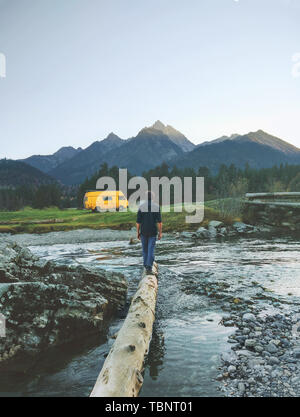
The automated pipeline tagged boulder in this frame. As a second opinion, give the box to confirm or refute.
[219,227,228,236]
[208,220,224,238]
[208,226,217,238]
[208,220,223,229]
[232,222,254,234]
[0,242,127,373]
[194,227,210,239]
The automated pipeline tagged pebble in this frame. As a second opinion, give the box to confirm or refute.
[228,365,236,374]
[269,356,280,365]
[293,348,300,359]
[238,383,246,394]
[267,343,278,354]
[242,313,256,322]
[245,339,256,348]
[255,345,264,353]
[218,306,300,397]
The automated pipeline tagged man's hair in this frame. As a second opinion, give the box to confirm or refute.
[146,191,155,201]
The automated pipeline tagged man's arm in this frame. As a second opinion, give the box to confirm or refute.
[136,209,142,240]
[136,223,141,240]
[157,222,162,240]
[156,206,162,240]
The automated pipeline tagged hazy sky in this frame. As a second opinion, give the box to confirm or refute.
[0,0,300,159]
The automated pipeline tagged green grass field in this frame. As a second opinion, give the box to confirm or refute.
[0,201,239,234]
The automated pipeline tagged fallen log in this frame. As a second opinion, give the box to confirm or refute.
[90,263,158,397]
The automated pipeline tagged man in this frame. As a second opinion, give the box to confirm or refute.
[136,191,162,274]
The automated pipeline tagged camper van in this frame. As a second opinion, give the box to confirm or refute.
[83,190,128,212]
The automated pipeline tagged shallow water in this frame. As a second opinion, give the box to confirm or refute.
[1,234,300,397]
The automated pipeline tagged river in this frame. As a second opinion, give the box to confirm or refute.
[1,232,300,397]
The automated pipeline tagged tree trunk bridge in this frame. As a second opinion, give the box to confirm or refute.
[90,263,158,397]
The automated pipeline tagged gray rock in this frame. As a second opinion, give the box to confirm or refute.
[219,227,228,236]
[224,320,235,327]
[195,227,210,239]
[236,349,254,358]
[208,220,223,229]
[208,226,217,238]
[238,382,246,394]
[232,222,254,234]
[245,339,256,349]
[267,343,278,354]
[269,356,280,365]
[228,365,237,374]
[255,345,264,353]
[221,351,237,364]
[0,243,128,373]
[242,313,256,322]
[293,348,300,359]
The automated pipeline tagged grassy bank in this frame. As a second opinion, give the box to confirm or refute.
[0,202,239,234]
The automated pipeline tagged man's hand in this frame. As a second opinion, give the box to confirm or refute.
[158,232,162,240]
[137,232,141,240]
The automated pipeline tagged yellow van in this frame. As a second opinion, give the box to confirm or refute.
[83,190,129,212]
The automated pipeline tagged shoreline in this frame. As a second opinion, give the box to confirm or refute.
[1,223,298,248]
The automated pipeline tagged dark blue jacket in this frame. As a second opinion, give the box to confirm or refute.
[137,201,162,237]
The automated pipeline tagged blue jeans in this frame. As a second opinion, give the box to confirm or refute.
[141,235,156,268]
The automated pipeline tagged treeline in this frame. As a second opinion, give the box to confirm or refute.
[2,162,300,212]
[0,184,77,211]
[77,162,300,206]
[216,163,300,194]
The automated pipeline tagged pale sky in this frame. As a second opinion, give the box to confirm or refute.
[0,0,300,159]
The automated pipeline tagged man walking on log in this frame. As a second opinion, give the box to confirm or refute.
[136,191,162,274]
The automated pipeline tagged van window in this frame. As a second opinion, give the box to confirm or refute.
[103,196,112,201]
[119,196,126,200]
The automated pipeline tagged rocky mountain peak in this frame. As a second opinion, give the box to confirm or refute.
[152,120,166,131]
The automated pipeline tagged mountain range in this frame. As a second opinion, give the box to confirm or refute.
[0,159,56,188]
[173,130,300,172]
[21,146,82,174]
[14,121,300,185]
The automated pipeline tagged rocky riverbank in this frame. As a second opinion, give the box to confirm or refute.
[178,220,275,240]
[0,220,288,250]
[0,228,137,247]
[243,201,300,231]
[219,307,300,397]
[179,231,300,397]
[0,242,127,373]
